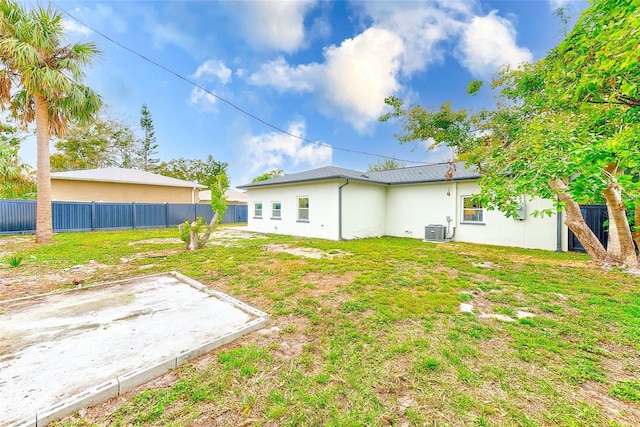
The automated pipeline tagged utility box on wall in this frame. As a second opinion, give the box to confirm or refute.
[424,225,446,242]
[514,201,526,220]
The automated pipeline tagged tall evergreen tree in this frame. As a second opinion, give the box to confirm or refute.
[139,103,158,171]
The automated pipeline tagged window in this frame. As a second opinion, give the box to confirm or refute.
[297,196,309,221]
[272,202,281,219]
[254,202,263,218]
[462,196,483,223]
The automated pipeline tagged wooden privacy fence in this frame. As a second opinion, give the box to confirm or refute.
[0,200,248,235]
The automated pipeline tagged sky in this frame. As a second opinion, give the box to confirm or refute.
[18,0,588,189]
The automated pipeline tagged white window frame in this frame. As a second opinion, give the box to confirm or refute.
[254,202,263,219]
[297,196,309,222]
[271,201,281,219]
[461,196,484,224]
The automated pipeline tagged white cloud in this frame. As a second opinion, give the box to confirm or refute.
[318,28,404,132]
[248,28,404,133]
[62,19,92,37]
[188,88,218,112]
[193,60,232,85]
[236,0,316,52]
[240,120,332,178]
[93,4,128,34]
[150,21,196,53]
[187,60,232,112]
[358,1,470,75]
[548,0,572,9]
[246,1,533,131]
[457,11,533,78]
[248,57,318,92]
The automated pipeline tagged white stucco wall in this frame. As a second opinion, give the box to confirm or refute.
[385,180,566,251]
[453,181,564,251]
[385,181,458,239]
[246,177,569,251]
[341,182,387,239]
[246,181,340,240]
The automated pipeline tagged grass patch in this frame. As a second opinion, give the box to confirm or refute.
[610,378,640,402]
[2,230,635,426]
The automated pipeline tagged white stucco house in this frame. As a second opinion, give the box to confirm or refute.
[237,162,568,251]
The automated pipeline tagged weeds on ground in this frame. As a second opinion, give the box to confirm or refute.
[4,229,637,426]
[5,255,23,267]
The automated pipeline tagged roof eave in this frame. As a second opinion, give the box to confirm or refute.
[51,175,206,189]
[237,175,378,189]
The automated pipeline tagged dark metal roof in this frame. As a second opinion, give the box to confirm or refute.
[367,161,480,184]
[238,162,480,189]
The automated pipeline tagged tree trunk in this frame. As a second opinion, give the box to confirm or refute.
[198,211,220,249]
[602,180,639,268]
[606,202,621,259]
[186,221,198,251]
[550,179,613,264]
[632,202,640,250]
[34,96,53,244]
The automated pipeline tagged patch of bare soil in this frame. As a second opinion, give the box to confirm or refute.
[120,248,182,263]
[263,243,351,259]
[579,382,640,426]
[301,271,357,296]
[211,228,267,241]
[459,289,537,322]
[0,260,117,301]
[431,262,459,279]
[128,237,183,245]
[0,237,33,258]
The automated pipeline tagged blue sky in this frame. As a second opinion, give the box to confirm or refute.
[19,0,588,188]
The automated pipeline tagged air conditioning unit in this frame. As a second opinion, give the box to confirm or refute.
[424,225,446,242]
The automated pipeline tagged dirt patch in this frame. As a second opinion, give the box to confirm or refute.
[120,248,182,263]
[211,227,267,241]
[579,382,640,426]
[0,260,116,301]
[301,271,357,296]
[460,290,538,322]
[263,243,351,259]
[128,238,183,245]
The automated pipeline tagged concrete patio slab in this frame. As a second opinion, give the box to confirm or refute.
[0,272,268,427]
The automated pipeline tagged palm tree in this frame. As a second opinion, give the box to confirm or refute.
[0,0,101,243]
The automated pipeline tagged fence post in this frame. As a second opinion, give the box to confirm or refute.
[132,202,136,230]
[165,202,169,228]
[91,201,96,231]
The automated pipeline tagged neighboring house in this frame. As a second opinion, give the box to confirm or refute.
[51,168,206,203]
[237,162,568,251]
[198,189,248,205]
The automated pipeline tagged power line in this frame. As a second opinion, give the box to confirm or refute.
[52,3,432,166]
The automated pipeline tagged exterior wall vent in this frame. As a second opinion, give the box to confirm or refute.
[424,225,446,242]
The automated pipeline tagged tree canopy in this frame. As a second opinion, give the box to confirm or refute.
[380,0,640,268]
[156,155,229,189]
[0,120,35,199]
[51,114,137,171]
[252,169,285,182]
[367,159,407,172]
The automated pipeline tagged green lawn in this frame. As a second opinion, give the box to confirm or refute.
[2,228,639,426]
